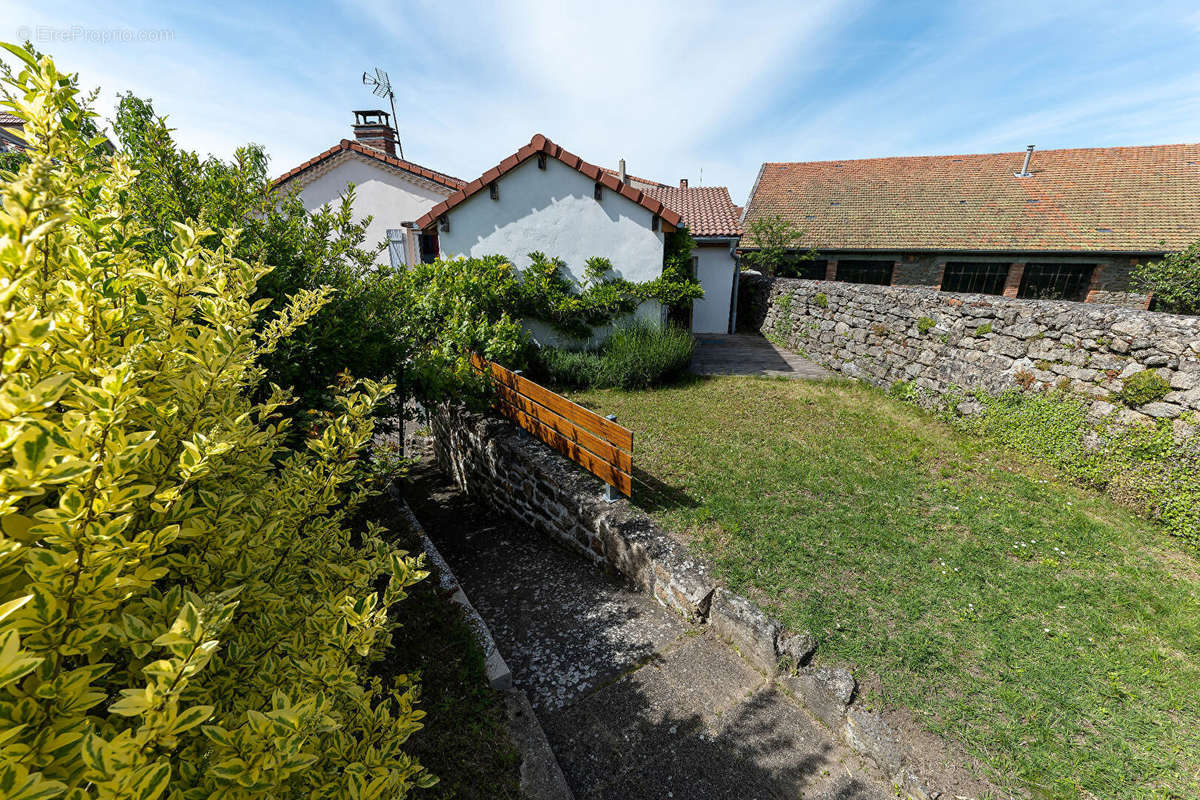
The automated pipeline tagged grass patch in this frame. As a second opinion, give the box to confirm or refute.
[368,496,522,799]
[569,376,1200,799]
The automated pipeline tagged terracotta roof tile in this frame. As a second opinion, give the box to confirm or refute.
[273,140,465,192]
[414,134,684,231]
[742,144,1200,254]
[643,185,744,238]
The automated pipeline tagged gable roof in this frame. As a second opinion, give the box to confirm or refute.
[643,185,743,238]
[743,143,1200,254]
[0,112,26,152]
[415,134,684,232]
[273,139,465,192]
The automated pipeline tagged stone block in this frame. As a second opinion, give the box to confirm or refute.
[708,588,781,674]
[779,666,855,730]
[842,707,905,776]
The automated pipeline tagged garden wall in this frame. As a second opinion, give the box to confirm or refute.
[738,275,1200,426]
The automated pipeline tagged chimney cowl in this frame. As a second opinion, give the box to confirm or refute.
[352,109,397,157]
[618,158,627,183]
[680,178,688,188]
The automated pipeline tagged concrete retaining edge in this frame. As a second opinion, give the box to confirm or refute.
[429,404,948,799]
[390,488,574,800]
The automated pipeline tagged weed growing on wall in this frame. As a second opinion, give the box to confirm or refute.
[953,389,1200,544]
[917,316,936,334]
[813,292,829,309]
[1114,370,1171,407]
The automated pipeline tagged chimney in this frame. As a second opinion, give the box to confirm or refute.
[1014,144,1035,178]
[353,109,397,157]
[618,158,626,183]
[680,178,688,189]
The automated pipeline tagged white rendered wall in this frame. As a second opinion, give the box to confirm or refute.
[437,157,667,346]
[691,242,737,334]
[292,154,449,264]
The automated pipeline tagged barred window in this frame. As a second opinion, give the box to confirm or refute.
[836,260,893,285]
[1018,263,1095,301]
[941,262,1009,295]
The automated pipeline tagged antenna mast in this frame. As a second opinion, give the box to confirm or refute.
[362,67,402,159]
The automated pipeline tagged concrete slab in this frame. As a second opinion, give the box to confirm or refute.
[405,459,890,800]
[691,333,835,379]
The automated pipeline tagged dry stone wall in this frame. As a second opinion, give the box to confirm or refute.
[738,275,1200,426]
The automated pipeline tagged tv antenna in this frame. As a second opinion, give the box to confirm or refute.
[362,67,403,159]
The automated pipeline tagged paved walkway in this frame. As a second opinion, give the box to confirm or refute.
[691,333,834,379]
[405,460,888,800]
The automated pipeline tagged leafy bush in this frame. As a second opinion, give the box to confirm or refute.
[535,320,695,390]
[0,47,434,800]
[1114,369,1171,407]
[1133,242,1200,315]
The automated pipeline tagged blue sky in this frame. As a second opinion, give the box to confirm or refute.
[6,1,1200,203]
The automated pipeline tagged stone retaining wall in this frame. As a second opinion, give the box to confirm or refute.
[738,274,1200,425]
[430,403,948,797]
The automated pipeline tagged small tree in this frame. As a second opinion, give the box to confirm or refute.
[1133,242,1200,315]
[740,214,814,277]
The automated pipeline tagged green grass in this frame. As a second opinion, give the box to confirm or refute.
[569,376,1200,800]
[531,319,695,390]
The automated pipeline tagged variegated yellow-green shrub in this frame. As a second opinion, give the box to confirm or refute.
[0,46,434,800]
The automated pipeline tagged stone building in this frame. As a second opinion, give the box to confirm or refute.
[740,143,1200,308]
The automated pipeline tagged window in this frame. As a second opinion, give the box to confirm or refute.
[1018,263,1095,301]
[777,258,827,280]
[537,153,547,169]
[594,182,603,200]
[835,260,893,285]
[419,233,439,264]
[438,215,449,233]
[940,262,1009,295]
[651,215,659,232]
[489,181,499,200]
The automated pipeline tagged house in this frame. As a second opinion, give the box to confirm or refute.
[740,144,1200,308]
[273,110,464,265]
[414,133,743,338]
[642,182,743,333]
[0,112,27,153]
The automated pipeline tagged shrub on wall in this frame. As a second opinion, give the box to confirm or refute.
[0,48,434,800]
[1114,370,1171,407]
[1133,242,1200,315]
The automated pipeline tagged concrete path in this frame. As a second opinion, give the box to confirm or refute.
[405,459,889,800]
[691,333,834,379]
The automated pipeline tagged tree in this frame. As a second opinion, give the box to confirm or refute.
[1133,242,1200,315]
[0,45,434,800]
[740,214,814,277]
[113,94,407,420]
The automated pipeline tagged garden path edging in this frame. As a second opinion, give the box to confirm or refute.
[430,404,954,799]
[389,487,574,800]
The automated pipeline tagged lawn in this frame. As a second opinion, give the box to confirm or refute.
[570,376,1200,800]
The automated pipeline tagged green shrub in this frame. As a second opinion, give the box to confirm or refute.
[917,316,936,334]
[536,320,695,390]
[814,292,828,309]
[0,48,433,800]
[1115,370,1171,407]
[1132,242,1200,315]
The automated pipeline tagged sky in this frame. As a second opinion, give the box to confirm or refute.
[4,0,1200,203]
